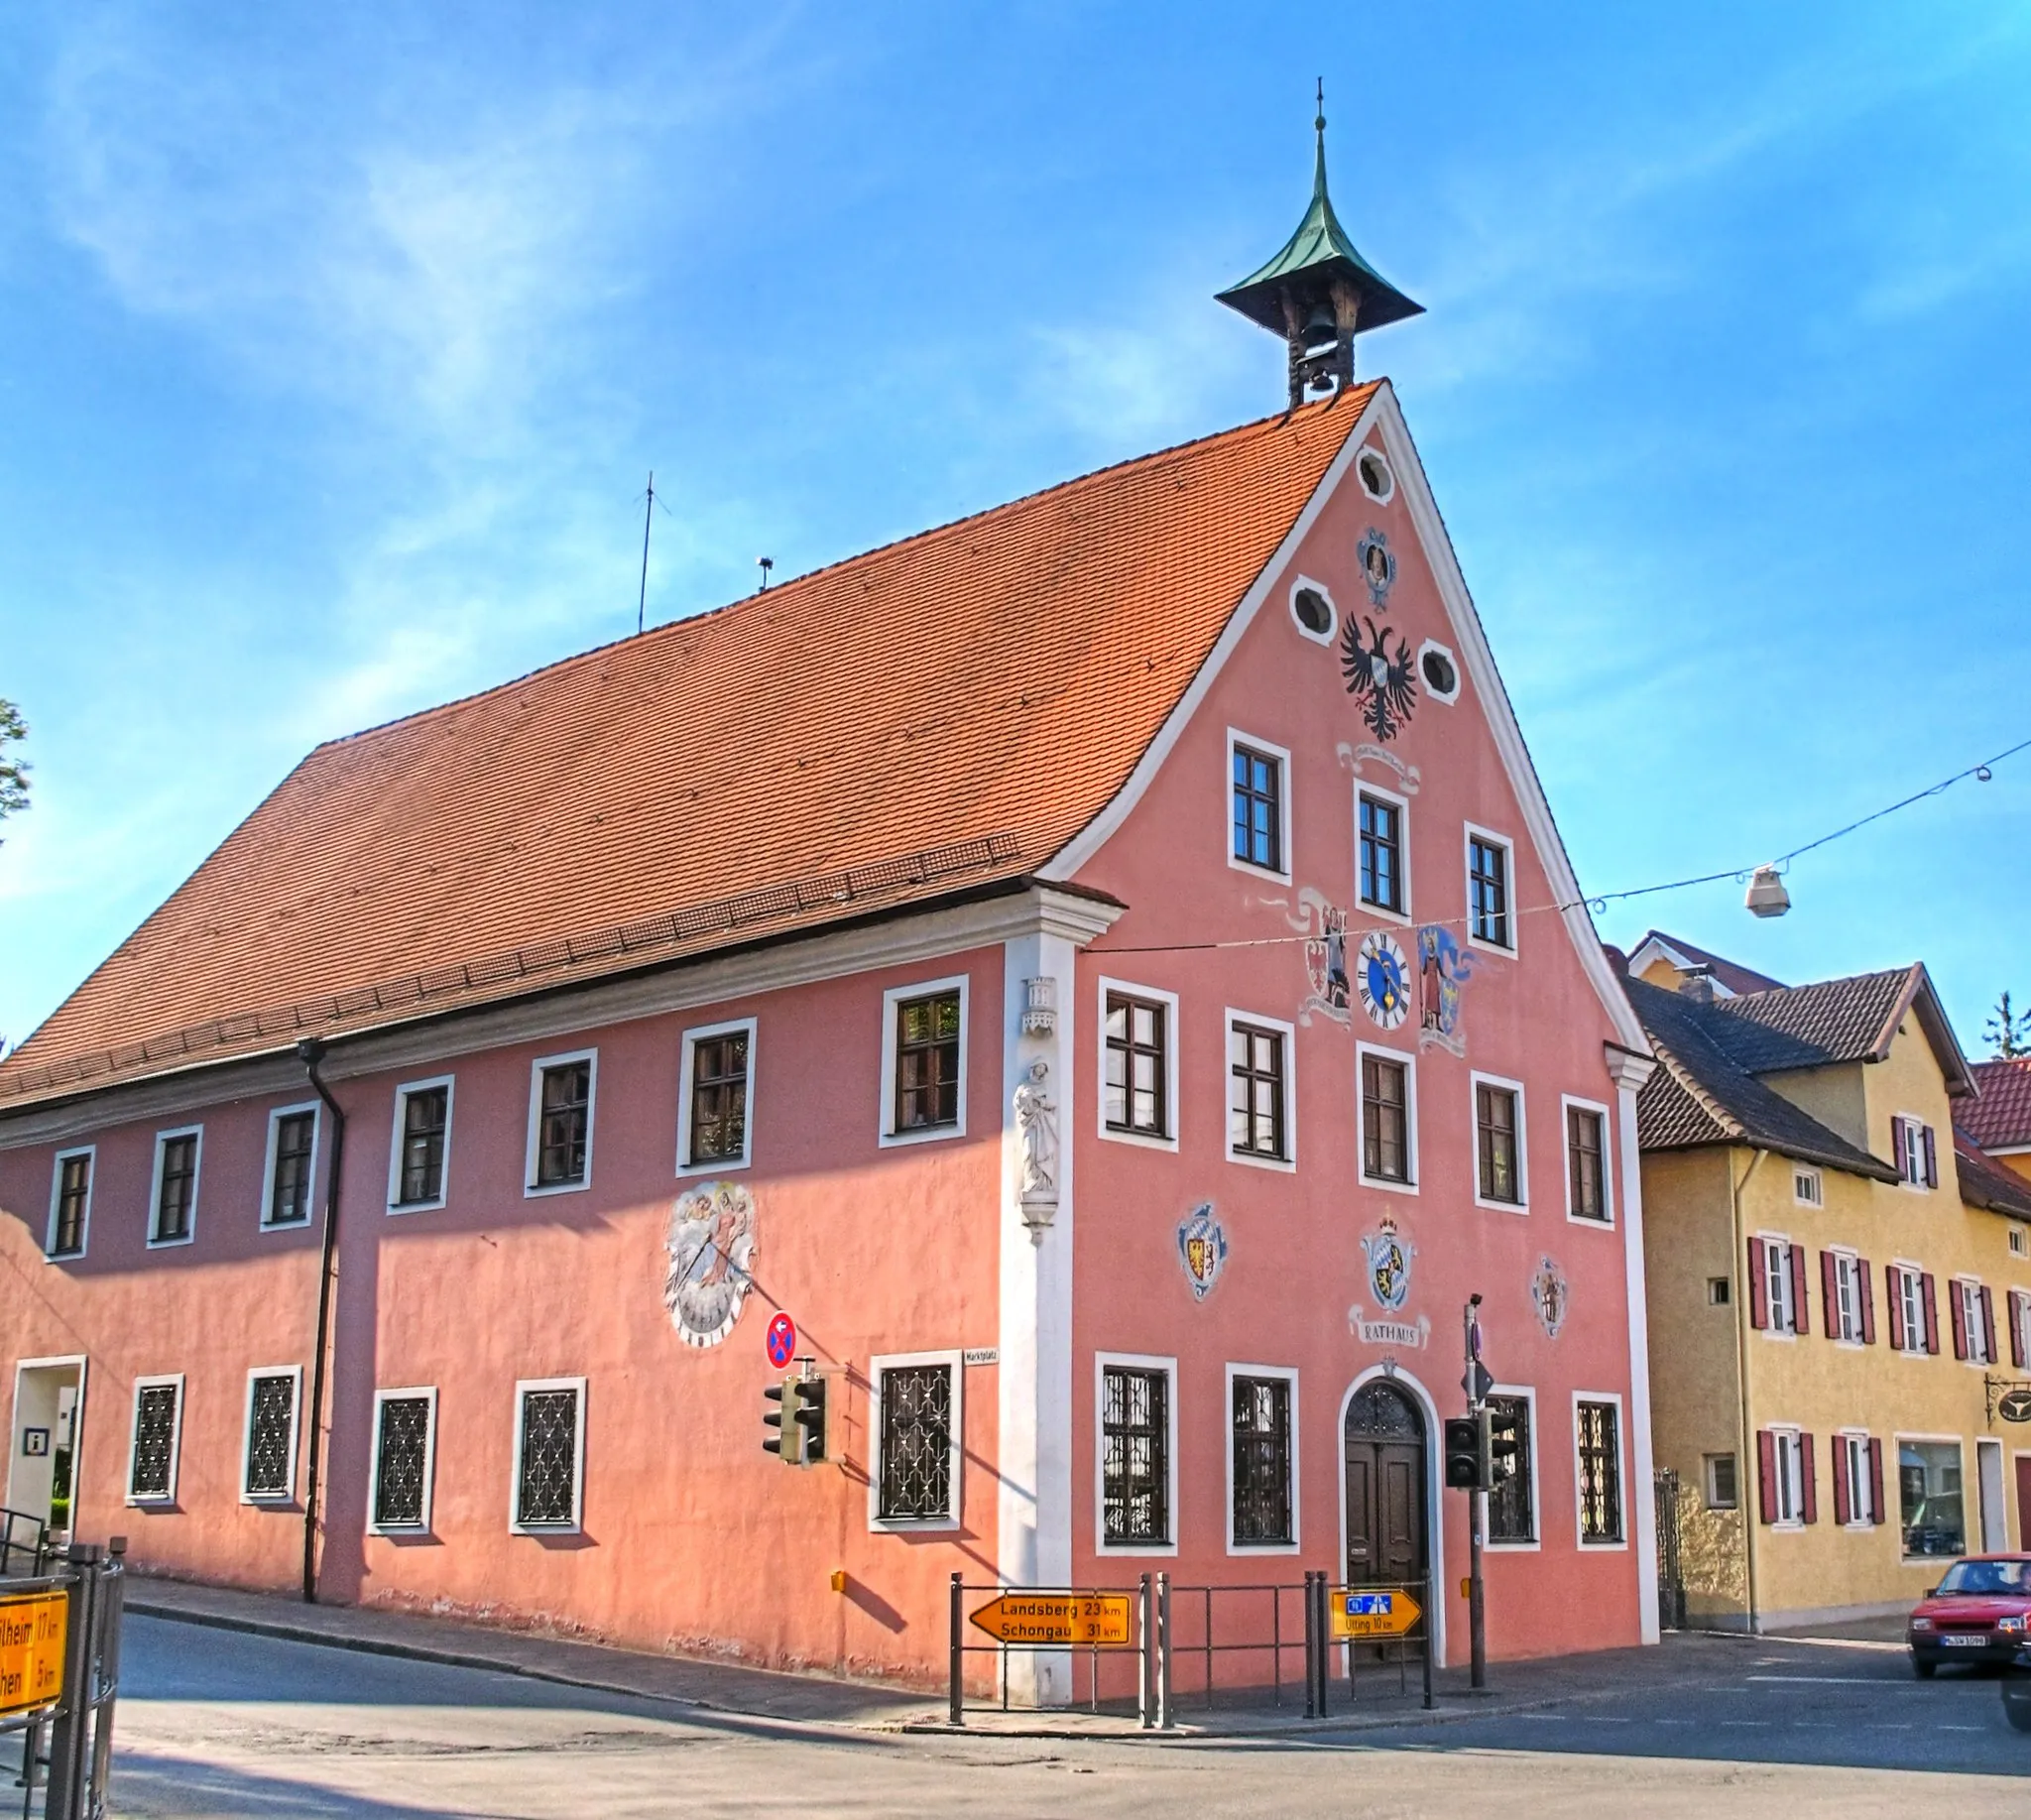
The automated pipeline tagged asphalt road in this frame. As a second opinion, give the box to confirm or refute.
[100,1616,2031,1818]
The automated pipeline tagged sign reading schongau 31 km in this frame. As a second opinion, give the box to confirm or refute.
[968,1593,1133,1647]
[0,1591,67,1719]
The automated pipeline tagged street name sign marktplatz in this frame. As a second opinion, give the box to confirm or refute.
[968,1593,1134,1647]
[0,1589,67,1719]
[1329,1587,1423,1640]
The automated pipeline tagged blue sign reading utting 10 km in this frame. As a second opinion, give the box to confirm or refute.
[1345,1594,1396,1616]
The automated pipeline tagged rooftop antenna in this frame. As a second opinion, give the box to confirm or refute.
[757,556,774,593]
[636,470,658,636]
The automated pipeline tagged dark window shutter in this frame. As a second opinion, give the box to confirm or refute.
[1921,1274,1940,1355]
[1821,1251,1840,1339]
[1757,1429,1778,1524]
[1923,1126,1939,1188]
[1831,1436,1851,1525]
[1868,1438,1885,1526]
[1747,1238,1769,1330]
[2014,1292,2028,1372]
[1799,1433,1818,1524]
[1892,1118,1907,1177]
[1885,1266,1904,1351]
[1951,1281,1970,1361]
[1981,1285,1997,1363]
[1859,1260,1876,1345]
[1788,1243,1809,1336]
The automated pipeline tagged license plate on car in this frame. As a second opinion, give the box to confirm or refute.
[1942,1635,1990,1646]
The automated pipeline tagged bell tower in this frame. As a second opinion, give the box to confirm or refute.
[1217,85,1423,410]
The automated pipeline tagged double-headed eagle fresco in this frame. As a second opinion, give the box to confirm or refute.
[1340,615,1418,741]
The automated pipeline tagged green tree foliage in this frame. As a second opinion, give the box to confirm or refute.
[0,697,26,835]
[1986,992,2031,1060]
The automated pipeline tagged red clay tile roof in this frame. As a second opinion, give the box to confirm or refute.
[1707,964,1973,1095]
[1,390,1378,1109]
[1966,1058,2031,1152]
[1954,1126,2031,1220]
[1627,930,1785,997]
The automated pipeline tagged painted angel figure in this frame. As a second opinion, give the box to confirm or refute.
[1014,1058,1058,1195]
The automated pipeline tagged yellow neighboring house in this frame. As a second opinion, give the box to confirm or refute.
[1623,932,2031,1632]
[1966,1056,2031,1186]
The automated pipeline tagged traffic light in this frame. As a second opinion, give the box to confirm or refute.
[1444,1416,1481,1489]
[793,1376,828,1465]
[763,1377,801,1464]
[1487,1404,1521,1489]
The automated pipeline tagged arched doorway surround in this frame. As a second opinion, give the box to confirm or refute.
[1337,1366,1447,1667]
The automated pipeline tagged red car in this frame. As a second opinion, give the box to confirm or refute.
[1907,1555,2031,1675]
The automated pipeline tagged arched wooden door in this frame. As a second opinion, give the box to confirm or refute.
[1343,1379,1428,1588]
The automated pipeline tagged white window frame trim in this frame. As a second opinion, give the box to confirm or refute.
[1462,821,1518,956]
[147,1125,203,1249]
[1893,1112,1932,1192]
[1287,573,1338,648]
[1702,1450,1739,1513]
[1224,1007,1298,1174]
[1355,1038,1419,1195]
[126,1373,185,1506]
[239,1364,303,1505]
[1225,727,1294,885]
[867,1349,964,1534]
[1838,1427,1875,1529]
[1483,1382,1541,1553]
[675,1015,759,1176]
[1957,1275,1992,1368]
[1096,977,1180,1153]
[1892,1260,1929,1356]
[1756,1230,1799,1341]
[386,1074,456,1213]
[1470,1069,1528,1213]
[1793,1163,1824,1208]
[524,1049,598,1198]
[1830,1247,1865,1348]
[1095,1351,1179,1558]
[1355,778,1414,926]
[878,976,970,1148]
[1892,1432,1967,1563]
[1224,1361,1301,1556]
[366,1385,439,1536]
[1559,1094,1613,1227]
[259,1101,321,1232]
[510,1376,588,1534]
[1356,442,1395,504]
[1571,1390,1628,1551]
[2012,1287,2031,1373]
[45,1144,94,1261]
[1415,637,1461,705]
[1766,1423,1806,1531]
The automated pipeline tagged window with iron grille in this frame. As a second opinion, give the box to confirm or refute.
[1476,1084,1521,1203]
[1469,835,1511,947]
[1232,743,1283,873]
[1576,1400,1622,1543]
[1102,1365,1169,1546]
[895,993,961,1132]
[153,1132,199,1243]
[515,1386,582,1528]
[687,1031,751,1164]
[244,1373,298,1499]
[50,1151,91,1258]
[877,1364,954,1522]
[1566,1106,1606,1220]
[1104,994,1168,1138]
[534,1060,591,1187]
[266,1111,316,1227]
[373,1395,434,1530]
[1358,792,1403,913]
[1361,1053,1410,1182]
[1229,1022,1287,1161]
[397,1086,449,1206]
[129,1381,180,1502]
[1486,1395,1534,1543]
[1231,1375,1292,1546]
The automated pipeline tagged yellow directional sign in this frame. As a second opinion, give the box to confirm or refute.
[969,1593,1134,1647]
[1329,1587,1423,1640]
[0,1591,66,1719]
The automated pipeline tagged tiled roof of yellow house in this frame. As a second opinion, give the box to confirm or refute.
[1966,1057,2031,1151]
[0,389,1379,1110]
[1953,1127,2031,1221]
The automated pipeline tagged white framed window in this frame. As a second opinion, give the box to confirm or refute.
[1765,1427,1807,1527]
[1226,1362,1299,1555]
[1573,1393,1625,1548]
[46,1146,94,1261]
[1098,978,1179,1151]
[1754,1234,1799,1336]
[1831,1250,1865,1345]
[127,1374,184,1505]
[1561,1095,1612,1225]
[2012,1289,2031,1370]
[241,1366,302,1503]
[868,1351,963,1532]
[1227,728,1292,883]
[879,976,969,1147]
[1958,1277,1994,1366]
[1464,823,1516,954]
[1416,639,1460,704]
[1893,1113,1937,1190]
[1703,1452,1738,1511]
[1096,1352,1178,1556]
[388,1075,455,1212]
[1892,1262,1930,1355]
[260,1102,320,1230]
[1896,1435,1966,1559]
[1357,1040,1417,1193]
[1839,1430,1877,1527]
[1356,444,1395,504]
[525,1049,597,1196]
[1225,1009,1296,1171]
[1793,1164,1823,1207]
[511,1377,586,1533]
[368,1387,438,1534]
[1471,1071,1527,1210]
[1485,1386,1539,1550]
[148,1126,203,1248]
[2012,1227,2029,1260]
[1356,781,1412,923]
[676,1016,757,1174]
[1288,574,1337,647]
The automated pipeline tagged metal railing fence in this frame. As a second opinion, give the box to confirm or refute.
[6,1538,125,1820]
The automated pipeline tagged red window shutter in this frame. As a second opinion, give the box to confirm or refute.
[1831,1436,1851,1525]
[1757,1429,1779,1524]
[1885,1266,1904,1351]
[2014,1291,2028,1372]
[1922,1274,1941,1355]
[1868,1438,1885,1526]
[1799,1433,1818,1524]
[1923,1126,1939,1188]
[1859,1260,1876,1345]
[1892,1118,1907,1178]
[1788,1242,1810,1336]
[1821,1251,1840,1338]
[1747,1238,1769,1330]
[1980,1285,1996,1363]
[1951,1281,1970,1361]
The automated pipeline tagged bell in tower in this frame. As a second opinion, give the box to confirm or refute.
[1217,84,1423,410]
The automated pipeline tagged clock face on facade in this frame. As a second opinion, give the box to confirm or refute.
[1357,931,1411,1030]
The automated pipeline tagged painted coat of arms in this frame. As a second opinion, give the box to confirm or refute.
[1356,930,1411,1031]
[1305,904,1352,1023]
[1340,616,1418,742]
[1361,1215,1413,1311]
[1176,1203,1229,1301]
[663,1180,758,1348]
[1415,923,1477,1056]
[1531,1255,1570,1339]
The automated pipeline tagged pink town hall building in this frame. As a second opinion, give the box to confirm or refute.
[0,135,1660,1697]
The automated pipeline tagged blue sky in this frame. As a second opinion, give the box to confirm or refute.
[2,2,2028,1054]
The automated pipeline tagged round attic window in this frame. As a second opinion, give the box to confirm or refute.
[1291,585,1334,642]
[1418,643,1460,702]
[1357,447,1394,503]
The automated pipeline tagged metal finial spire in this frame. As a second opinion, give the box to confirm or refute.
[1313,78,1328,197]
